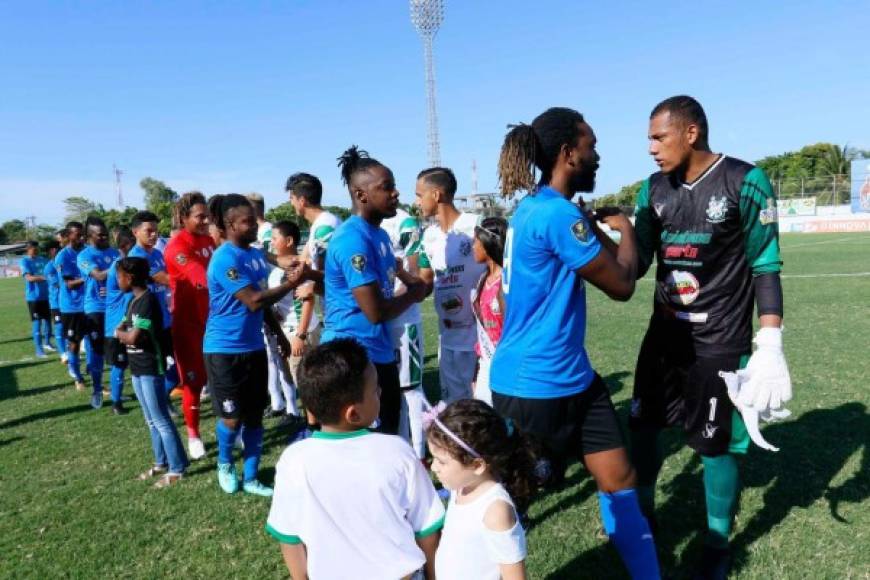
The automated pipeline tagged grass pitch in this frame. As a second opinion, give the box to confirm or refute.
[1,232,868,579]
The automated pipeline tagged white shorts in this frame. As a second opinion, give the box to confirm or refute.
[391,320,424,388]
[439,346,476,403]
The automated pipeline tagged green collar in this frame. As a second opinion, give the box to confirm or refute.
[311,428,371,440]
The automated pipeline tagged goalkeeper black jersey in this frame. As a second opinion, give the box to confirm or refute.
[634,155,782,355]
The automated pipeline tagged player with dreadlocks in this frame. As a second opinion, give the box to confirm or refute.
[164,192,215,459]
[204,194,301,496]
[493,107,660,579]
[315,146,427,435]
[629,96,790,579]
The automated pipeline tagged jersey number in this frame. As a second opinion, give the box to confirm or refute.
[708,397,718,421]
[502,227,514,295]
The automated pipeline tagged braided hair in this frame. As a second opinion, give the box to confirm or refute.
[173,191,207,231]
[207,193,250,234]
[336,145,384,190]
[498,107,586,197]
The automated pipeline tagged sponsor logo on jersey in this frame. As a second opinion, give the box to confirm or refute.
[222,399,236,414]
[175,253,187,265]
[664,244,699,259]
[440,293,463,315]
[459,239,472,257]
[664,270,700,305]
[571,219,589,242]
[759,198,778,225]
[351,254,367,273]
[653,203,665,217]
[702,423,719,439]
[706,195,728,223]
[226,267,239,281]
[661,231,712,244]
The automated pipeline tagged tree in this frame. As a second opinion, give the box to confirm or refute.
[592,180,643,211]
[63,196,100,224]
[1,220,29,243]
[139,178,178,236]
[265,202,303,227]
[323,205,352,222]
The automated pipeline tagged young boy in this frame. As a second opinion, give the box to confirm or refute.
[266,339,444,580]
[266,220,320,418]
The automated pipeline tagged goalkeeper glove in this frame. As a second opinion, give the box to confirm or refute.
[738,327,793,412]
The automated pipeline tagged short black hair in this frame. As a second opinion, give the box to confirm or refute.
[285,172,323,206]
[66,221,84,233]
[130,211,159,230]
[297,339,370,425]
[26,240,39,250]
[116,257,151,288]
[44,240,60,251]
[418,167,457,198]
[273,220,301,244]
[85,215,107,230]
[114,225,135,248]
[650,95,709,144]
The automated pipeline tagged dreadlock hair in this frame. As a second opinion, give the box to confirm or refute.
[173,191,207,230]
[650,95,709,146]
[336,145,383,190]
[474,216,508,267]
[116,257,152,289]
[427,399,538,513]
[497,107,586,197]
[207,193,251,234]
[285,172,324,206]
[417,167,457,198]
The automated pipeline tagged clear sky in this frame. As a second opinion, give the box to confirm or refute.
[1,0,868,226]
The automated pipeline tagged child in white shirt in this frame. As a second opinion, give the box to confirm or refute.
[427,399,537,580]
[266,339,444,579]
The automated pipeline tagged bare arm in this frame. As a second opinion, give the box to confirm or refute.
[351,280,425,324]
[414,531,439,580]
[115,326,141,346]
[88,268,109,282]
[483,500,527,580]
[233,261,309,313]
[419,267,435,298]
[63,277,85,289]
[279,543,308,580]
[151,271,170,286]
[24,274,46,282]
[576,214,637,301]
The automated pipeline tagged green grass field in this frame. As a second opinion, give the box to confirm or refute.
[1,232,868,579]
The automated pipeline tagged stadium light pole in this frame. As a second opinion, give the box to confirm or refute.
[410,0,444,167]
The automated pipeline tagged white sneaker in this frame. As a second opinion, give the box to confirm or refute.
[61,353,69,364]
[188,437,206,460]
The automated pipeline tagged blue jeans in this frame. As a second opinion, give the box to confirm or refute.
[132,374,189,475]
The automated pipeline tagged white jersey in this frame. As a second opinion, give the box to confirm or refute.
[419,212,486,351]
[266,430,445,580]
[268,266,319,337]
[381,208,423,324]
[305,211,341,271]
[435,483,527,580]
[254,221,273,253]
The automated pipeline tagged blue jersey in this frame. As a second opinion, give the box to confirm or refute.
[20,256,48,302]
[490,187,602,399]
[104,259,132,338]
[321,215,397,364]
[129,245,172,328]
[77,246,120,314]
[203,242,269,354]
[44,259,61,309]
[56,245,85,313]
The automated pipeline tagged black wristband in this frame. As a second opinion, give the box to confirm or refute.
[754,272,783,317]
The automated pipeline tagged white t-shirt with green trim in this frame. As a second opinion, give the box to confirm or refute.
[419,212,486,351]
[305,211,341,271]
[266,429,445,580]
[381,208,423,325]
[268,266,320,337]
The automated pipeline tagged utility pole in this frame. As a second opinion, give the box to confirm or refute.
[113,163,124,208]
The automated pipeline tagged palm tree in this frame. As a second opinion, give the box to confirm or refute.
[819,144,855,204]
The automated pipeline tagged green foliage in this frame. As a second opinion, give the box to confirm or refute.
[63,196,100,224]
[264,202,302,227]
[138,178,178,236]
[323,205,352,222]
[592,180,643,210]
[99,207,141,233]
[0,220,28,243]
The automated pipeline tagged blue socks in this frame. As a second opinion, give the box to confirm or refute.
[89,353,104,395]
[164,362,179,394]
[31,320,44,355]
[40,319,53,349]
[53,322,66,353]
[598,489,661,579]
[110,366,125,403]
[242,426,264,482]
[216,421,239,465]
[68,352,83,382]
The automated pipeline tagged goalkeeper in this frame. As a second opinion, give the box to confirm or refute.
[629,96,791,580]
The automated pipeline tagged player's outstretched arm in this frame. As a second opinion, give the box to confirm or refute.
[352,280,425,324]
[577,215,638,301]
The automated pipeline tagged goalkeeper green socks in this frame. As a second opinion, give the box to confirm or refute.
[701,454,740,548]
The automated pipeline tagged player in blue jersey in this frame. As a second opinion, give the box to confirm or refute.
[20,241,52,357]
[78,216,120,409]
[494,107,660,579]
[204,194,300,496]
[43,238,66,361]
[104,226,136,415]
[56,221,88,391]
[314,146,427,435]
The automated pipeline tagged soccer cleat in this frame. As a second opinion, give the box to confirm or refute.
[60,353,69,364]
[188,437,206,460]
[90,393,102,409]
[43,344,56,352]
[35,351,47,359]
[693,545,731,580]
[217,462,239,494]
[75,381,87,392]
[242,479,273,497]
[265,406,286,419]
[112,402,128,415]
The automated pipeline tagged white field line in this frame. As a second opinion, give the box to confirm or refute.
[784,236,870,250]
[640,271,870,282]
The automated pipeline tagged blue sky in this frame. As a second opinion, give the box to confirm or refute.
[1,0,868,226]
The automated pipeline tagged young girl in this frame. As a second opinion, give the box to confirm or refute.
[427,399,536,580]
[115,257,188,488]
[471,217,508,406]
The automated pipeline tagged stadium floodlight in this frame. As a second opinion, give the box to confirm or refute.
[410,0,444,167]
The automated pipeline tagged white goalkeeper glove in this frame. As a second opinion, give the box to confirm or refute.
[719,370,790,452]
[738,327,793,412]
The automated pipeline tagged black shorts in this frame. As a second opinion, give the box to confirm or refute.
[205,350,269,426]
[84,313,105,355]
[629,330,750,456]
[27,301,50,321]
[492,373,625,468]
[61,312,88,343]
[374,362,401,435]
[50,309,62,324]
[104,337,128,369]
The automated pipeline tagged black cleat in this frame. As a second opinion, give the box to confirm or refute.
[692,545,731,580]
[112,402,129,415]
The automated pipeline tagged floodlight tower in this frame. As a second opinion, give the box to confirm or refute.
[113,163,124,208]
[410,0,444,167]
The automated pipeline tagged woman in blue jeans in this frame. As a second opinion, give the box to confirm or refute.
[115,257,188,488]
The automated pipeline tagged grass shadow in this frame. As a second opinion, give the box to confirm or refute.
[0,359,57,401]
[0,336,31,346]
[0,434,24,448]
[0,403,92,430]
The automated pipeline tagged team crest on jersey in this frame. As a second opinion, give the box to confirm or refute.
[759,198,778,225]
[351,254,367,273]
[653,203,665,218]
[222,399,236,414]
[175,253,187,265]
[705,196,728,223]
[459,239,472,257]
[571,219,589,242]
[226,267,239,281]
[664,270,700,305]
